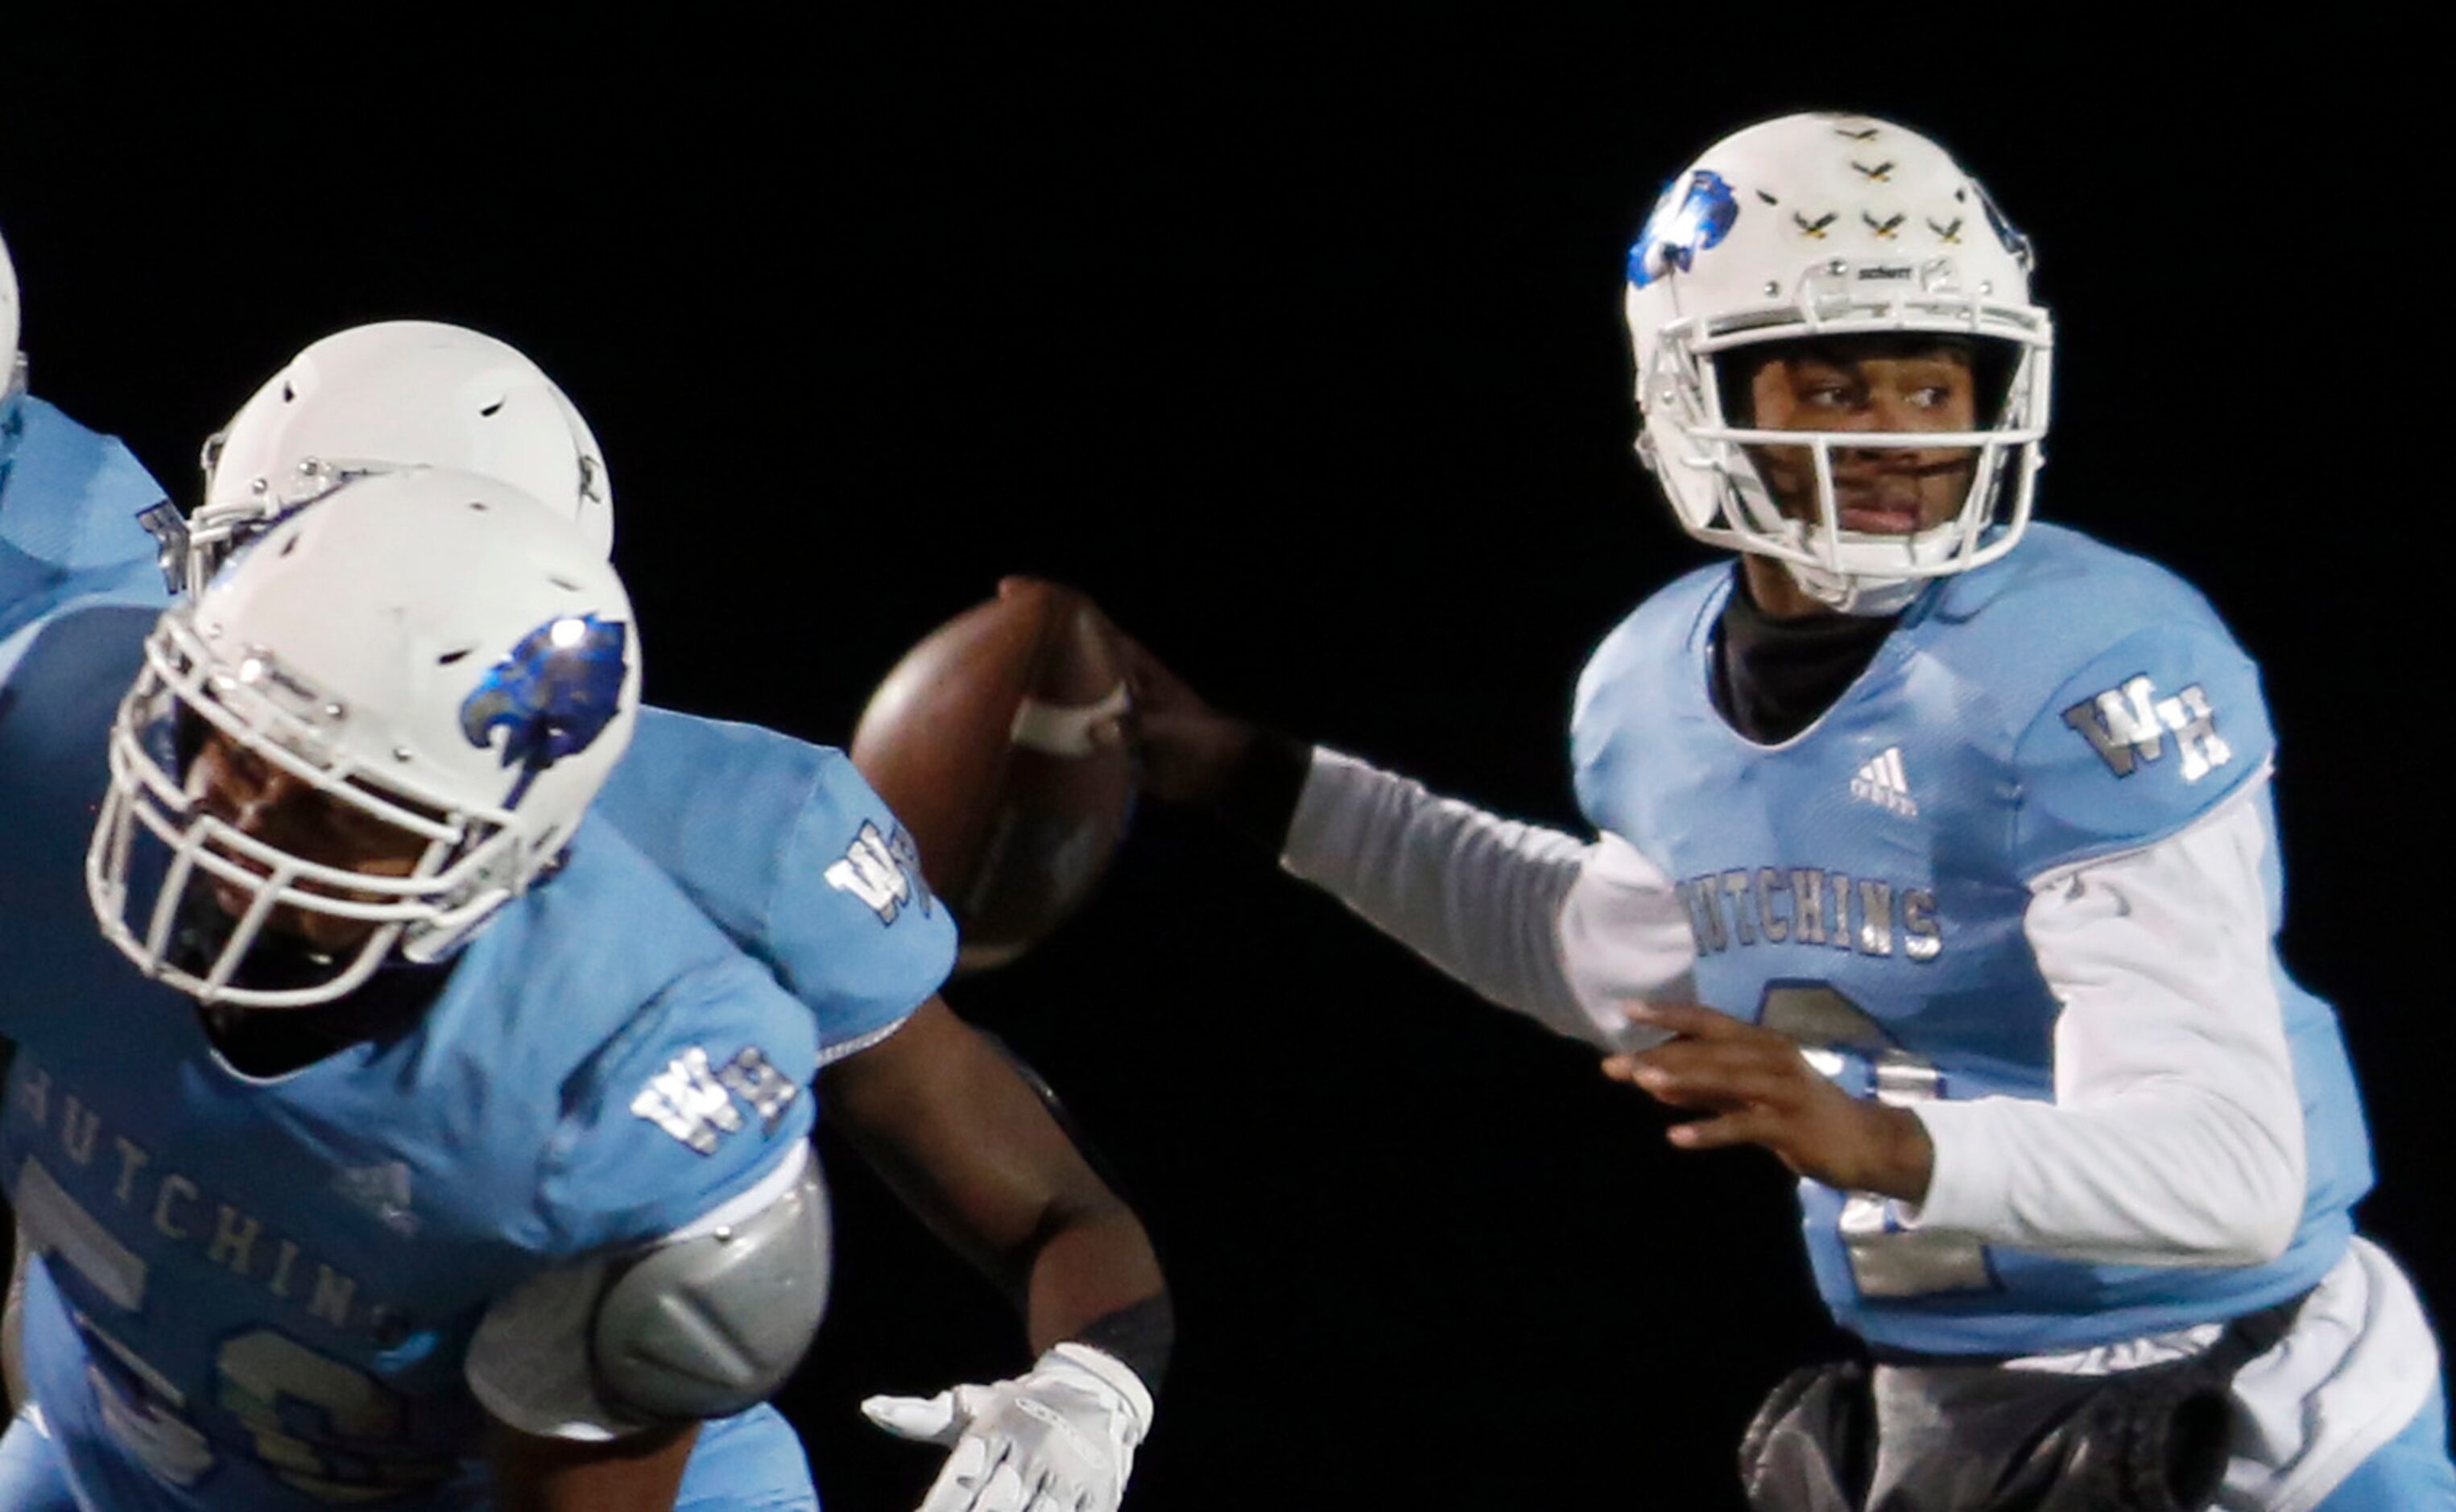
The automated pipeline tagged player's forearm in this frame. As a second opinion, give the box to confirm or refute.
[1278,748,1619,1040]
[1023,1204,1173,1389]
[1909,1086,2302,1265]
[821,999,1174,1387]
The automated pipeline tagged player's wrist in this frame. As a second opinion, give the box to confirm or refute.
[1834,1101,1934,1203]
[1042,1342,1156,1440]
[1208,725,1312,854]
[1065,1287,1174,1400]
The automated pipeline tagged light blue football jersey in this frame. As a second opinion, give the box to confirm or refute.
[0,606,821,1509]
[1571,524,2371,1355]
[0,395,171,675]
[596,707,957,1063]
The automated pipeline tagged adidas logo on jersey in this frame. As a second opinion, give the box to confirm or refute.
[1849,746,1918,817]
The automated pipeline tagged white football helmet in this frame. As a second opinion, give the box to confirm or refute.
[2,225,25,422]
[89,467,640,1009]
[186,320,609,590]
[1625,113,2053,613]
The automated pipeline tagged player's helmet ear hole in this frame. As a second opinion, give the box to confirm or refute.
[479,399,506,418]
[548,575,581,591]
[436,647,474,666]
[280,382,296,403]
[279,536,300,557]
[467,501,489,511]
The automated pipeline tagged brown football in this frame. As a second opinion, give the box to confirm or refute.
[849,580,1134,972]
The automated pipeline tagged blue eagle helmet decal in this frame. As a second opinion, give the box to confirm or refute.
[1627,169,1740,288]
[458,613,630,800]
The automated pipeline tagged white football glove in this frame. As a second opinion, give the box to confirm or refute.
[862,1342,1155,1512]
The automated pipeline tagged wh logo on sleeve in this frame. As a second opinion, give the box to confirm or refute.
[825,821,931,924]
[2061,675,2231,782]
[631,1046,800,1154]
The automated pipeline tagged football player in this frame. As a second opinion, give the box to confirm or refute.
[166,320,1172,1512]
[0,218,183,1427]
[0,224,173,678]
[1106,114,2455,1509]
[0,472,831,1508]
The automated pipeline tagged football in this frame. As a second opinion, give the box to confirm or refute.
[849,579,1135,972]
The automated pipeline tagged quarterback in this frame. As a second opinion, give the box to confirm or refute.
[152,320,1172,1512]
[1112,114,2454,1509]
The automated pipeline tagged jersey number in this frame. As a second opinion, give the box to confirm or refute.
[16,1154,441,1502]
[1757,983,1996,1300]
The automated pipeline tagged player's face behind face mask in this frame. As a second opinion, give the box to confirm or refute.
[1726,336,1983,540]
[179,725,436,956]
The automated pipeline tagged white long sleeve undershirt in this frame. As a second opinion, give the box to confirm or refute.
[1280,749,1693,1053]
[1905,780,2305,1267]
[1280,746,2306,1268]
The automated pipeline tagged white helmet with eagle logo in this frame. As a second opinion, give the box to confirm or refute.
[185,320,610,591]
[89,467,639,1007]
[1625,112,2053,613]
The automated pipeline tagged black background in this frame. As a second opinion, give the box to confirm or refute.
[14,17,2441,1510]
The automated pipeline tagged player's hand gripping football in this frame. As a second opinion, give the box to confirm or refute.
[1602,1003,1936,1202]
[997,577,1255,805]
[862,1342,1154,1512]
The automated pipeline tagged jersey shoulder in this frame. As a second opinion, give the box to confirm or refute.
[1925,525,2272,874]
[1573,561,1728,728]
[599,705,955,1060]
[1,396,170,568]
[1570,562,1730,832]
[439,820,821,1251]
[1923,523,2236,675]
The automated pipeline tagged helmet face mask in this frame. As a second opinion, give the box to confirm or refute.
[89,469,639,1009]
[1625,114,2055,614]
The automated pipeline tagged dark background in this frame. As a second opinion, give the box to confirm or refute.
[14,17,2439,1510]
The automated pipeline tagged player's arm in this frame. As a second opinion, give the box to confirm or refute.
[1904,785,2305,1264]
[466,1138,832,1511]
[485,1421,698,1512]
[823,994,1166,1512]
[1109,610,1693,1051]
[1886,630,2307,1266]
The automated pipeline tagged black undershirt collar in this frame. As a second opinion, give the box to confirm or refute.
[1708,565,1903,746]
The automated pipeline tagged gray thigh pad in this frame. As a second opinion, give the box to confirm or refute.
[592,1159,833,1423]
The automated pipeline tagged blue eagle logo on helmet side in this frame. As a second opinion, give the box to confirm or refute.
[1627,170,1739,288]
[459,614,630,798]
